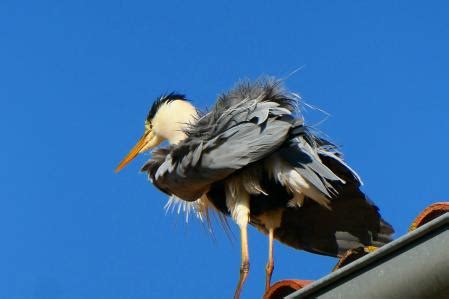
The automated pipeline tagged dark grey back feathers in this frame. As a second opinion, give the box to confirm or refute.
[186,79,297,140]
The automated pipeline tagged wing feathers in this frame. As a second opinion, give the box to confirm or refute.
[143,81,299,201]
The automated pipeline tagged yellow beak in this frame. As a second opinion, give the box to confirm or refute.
[115,131,150,173]
[115,128,165,173]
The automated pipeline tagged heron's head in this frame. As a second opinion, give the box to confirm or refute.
[115,93,197,172]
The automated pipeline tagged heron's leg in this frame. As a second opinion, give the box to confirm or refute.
[225,180,251,299]
[265,228,274,292]
[234,216,249,299]
[229,195,250,299]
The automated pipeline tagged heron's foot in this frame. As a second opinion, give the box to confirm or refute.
[265,261,274,292]
[234,262,250,299]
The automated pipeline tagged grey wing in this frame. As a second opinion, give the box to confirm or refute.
[271,123,361,204]
[142,100,297,201]
[279,139,343,198]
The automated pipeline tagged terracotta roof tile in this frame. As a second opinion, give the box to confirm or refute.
[409,202,449,231]
[264,280,312,299]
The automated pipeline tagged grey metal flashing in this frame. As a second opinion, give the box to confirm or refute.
[286,213,449,299]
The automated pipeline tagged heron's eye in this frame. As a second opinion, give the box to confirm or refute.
[144,121,152,131]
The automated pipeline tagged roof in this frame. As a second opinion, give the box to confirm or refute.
[264,202,449,299]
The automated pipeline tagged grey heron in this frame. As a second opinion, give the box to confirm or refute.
[115,79,394,299]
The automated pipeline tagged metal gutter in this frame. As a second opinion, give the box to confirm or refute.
[286,213,449,299]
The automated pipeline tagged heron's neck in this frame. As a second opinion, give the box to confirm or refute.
[167,128,189,145]
[153,100,198,145]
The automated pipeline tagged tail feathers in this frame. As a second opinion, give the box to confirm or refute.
[333,218,393,257]
[274,193,395,258]
[334,218,394,256]
[372,218,395,246]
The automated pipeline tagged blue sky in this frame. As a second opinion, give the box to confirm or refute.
[1,1,448,298]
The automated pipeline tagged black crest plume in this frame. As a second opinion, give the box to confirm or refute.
[146,92,188,121]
